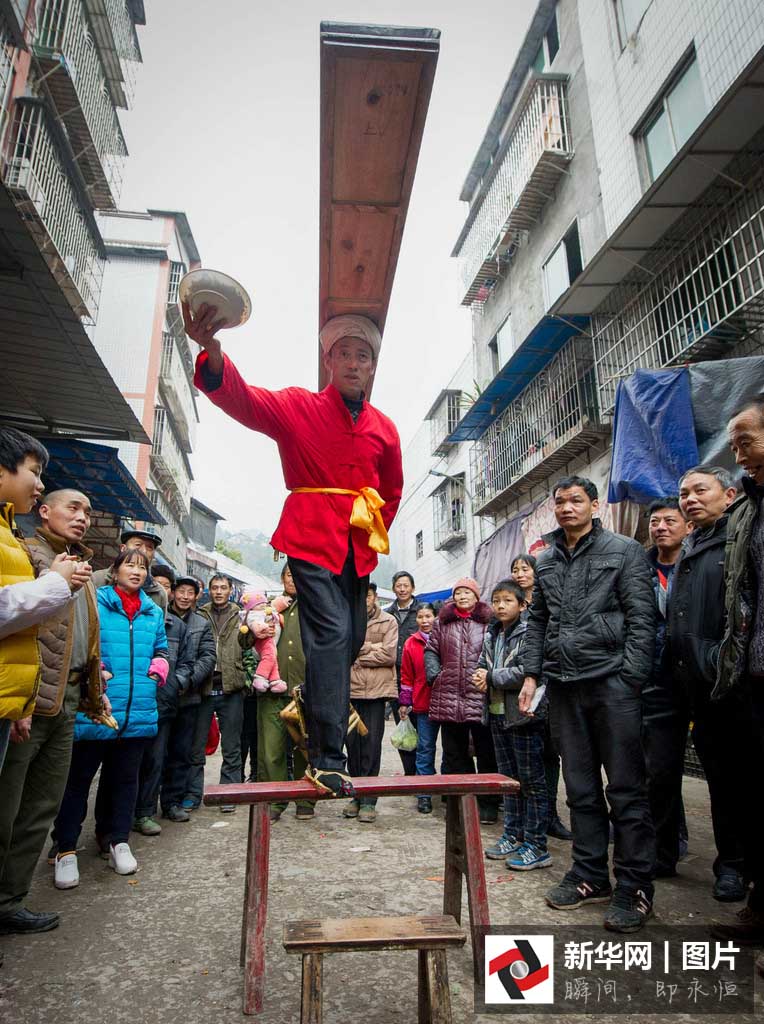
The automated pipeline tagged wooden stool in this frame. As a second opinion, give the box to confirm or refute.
[283,914,466,1024]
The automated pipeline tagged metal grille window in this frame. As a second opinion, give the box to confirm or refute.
[470,337,604,514]
[429,391,462,455]
[642,57,707,182]
[33,0,128,207]
[0,13,15,143]
[167,260,186,305]
[5,99,104,320]
[593,168,764,413]
[159,332,197,451]
[415,531,423,560]
[433,476,466,551]
[150,406,191,518]
[455,77,573,306]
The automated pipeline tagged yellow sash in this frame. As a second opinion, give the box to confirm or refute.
[291,486,389,555]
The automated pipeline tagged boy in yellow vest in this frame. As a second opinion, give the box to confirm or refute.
[0,428,86,776]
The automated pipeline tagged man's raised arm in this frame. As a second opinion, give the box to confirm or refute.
[185,300,290,441]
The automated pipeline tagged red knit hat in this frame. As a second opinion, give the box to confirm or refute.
[452,577,481,601]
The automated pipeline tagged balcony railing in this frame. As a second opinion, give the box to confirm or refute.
[84,0,141,109]
[33,0,127,208]
[470,337,607,515]
[4,99,104,320]
[0,11,15,146]
[150,407,192,519]
[455,76,573,307]
[592,169,764,414]
[159,332,198,453]
[433,477,467,551]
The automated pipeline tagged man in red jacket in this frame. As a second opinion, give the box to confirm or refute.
[184,302,403,797]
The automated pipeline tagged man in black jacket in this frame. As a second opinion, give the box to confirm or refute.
[642,498,692,879]
[385,570,420,776]
[668,465,746,902]
[521,477,656,933]
[159,576,217,819]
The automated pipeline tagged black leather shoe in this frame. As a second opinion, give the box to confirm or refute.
[547,817,574,841]
[0,908,60,935]
[713,871,747,902]
[417,797,433,815]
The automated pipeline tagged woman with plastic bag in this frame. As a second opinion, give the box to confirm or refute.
[398,603,437,814]
[344,584,398,823]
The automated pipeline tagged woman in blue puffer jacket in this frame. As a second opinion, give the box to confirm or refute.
[53,549,168,885]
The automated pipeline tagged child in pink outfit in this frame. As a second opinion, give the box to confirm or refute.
[239,591,291,694]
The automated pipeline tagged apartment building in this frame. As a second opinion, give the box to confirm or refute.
[1,0,148,441]
[393,0,764,594]
[90,209,201,572]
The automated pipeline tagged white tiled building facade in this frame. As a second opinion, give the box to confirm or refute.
[89,209,201,571]
[391,0,764,595]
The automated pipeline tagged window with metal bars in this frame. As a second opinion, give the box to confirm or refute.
[415,531,423,560]
[433,476,466,550]
[167,261,186,305]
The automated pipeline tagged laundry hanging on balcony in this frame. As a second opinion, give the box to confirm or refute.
[608,357,764,504]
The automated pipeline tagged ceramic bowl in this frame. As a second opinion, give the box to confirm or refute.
[178,268,252,328]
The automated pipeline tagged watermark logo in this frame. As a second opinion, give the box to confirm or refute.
[485,935,555,1004]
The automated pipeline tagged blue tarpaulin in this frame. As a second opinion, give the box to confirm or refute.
[608,369,699,504]
[416,588,451,603]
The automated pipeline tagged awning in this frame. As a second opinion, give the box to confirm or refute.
[0,186,149,444]
[446,315,589,441]
[554,51,764,317]
[39,437,164,524]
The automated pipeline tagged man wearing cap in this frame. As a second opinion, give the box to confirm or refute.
[184,303,403,797]
[92,529,167,612]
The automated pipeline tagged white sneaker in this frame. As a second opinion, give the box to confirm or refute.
[109,842,138,875]
[54,852,79,889]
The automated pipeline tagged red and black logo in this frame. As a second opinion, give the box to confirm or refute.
[488,938,550,999]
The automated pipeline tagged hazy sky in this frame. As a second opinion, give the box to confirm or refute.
[120,0,535,533]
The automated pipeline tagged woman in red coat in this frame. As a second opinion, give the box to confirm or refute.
[424,578,500,823]
[184,304,403,798]
[398,603,437,814]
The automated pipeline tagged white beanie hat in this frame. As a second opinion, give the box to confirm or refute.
[319,315,382,360]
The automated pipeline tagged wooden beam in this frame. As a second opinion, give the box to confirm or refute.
[318,22,440,391]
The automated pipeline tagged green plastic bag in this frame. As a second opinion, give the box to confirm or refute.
[390,717,417,751]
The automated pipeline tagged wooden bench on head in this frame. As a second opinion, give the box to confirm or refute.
[284,914,466,1024]
[204,773,519,1016]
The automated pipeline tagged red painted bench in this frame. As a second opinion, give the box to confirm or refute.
[204,773,519,1016]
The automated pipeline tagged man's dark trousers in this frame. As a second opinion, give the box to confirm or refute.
[691,693,748,876]
[346,697,386,806]
[241,692,258,782]
[135,706,197,817]
[186,690,245,804]
[288,543,367,772]
[642,681,690,875]
[550,675,655,895]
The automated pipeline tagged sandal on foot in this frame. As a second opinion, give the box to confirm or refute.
[304,766,356,798]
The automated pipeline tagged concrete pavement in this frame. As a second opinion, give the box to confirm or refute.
[0,722,760,1023]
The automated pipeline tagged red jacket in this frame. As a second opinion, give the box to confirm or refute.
[194,353,403,576]
[399,632,431,713]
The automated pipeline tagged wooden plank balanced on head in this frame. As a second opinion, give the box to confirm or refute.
[204,772,518,805]
[318,22,440,391]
